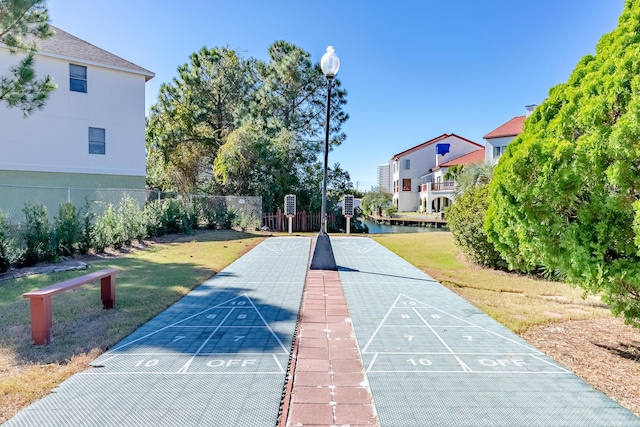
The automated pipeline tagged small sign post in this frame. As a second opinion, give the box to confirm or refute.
[342,195,354,235]
[284,194,296,235]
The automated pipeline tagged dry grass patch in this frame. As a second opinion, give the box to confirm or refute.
[372,232,610,333]
[0,230,266,423]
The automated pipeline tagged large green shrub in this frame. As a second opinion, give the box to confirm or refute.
[92,204,122,252]
[21,202,55,265]
[79,197,94,255]
[486,1,640,325]
[54,202,82,256]
[117,196,146,245]
[143,199,167,237]
[164,198,197,234]
[445,185,506,269]
[0,211,14,273]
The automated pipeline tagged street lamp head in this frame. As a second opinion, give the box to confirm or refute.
[321,46,340,78]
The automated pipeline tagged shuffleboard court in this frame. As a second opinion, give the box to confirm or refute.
[5,237,310,427]
[331,237,640,427]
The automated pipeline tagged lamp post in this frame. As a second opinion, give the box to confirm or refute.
[310,46,340,270]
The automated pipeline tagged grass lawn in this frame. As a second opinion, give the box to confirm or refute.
[372,232,611,333]
[0,229,266,423]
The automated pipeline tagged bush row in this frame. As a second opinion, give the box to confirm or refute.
[0,196,259,273]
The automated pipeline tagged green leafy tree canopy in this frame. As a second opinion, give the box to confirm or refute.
[147,41,350,214]
[486,0,640,325]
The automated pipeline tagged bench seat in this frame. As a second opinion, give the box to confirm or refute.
[23,268,120,345]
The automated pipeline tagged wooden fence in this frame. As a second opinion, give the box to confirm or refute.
[262,208,335,232]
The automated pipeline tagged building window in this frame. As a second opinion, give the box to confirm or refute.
[89,127,105,155]
[493,145,507,159]
[403,159,410,170]
[393,180,398,193]
[402,178,411,192]
[70,64,87,93]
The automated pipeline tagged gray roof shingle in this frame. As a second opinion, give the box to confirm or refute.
[36,25,154,81]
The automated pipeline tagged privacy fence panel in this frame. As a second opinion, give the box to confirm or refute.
[262,208,335,232]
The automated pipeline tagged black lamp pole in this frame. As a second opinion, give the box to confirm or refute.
[310,46,339,270]
[320,74,333,235]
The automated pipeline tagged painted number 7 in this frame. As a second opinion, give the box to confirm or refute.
[404,335,414,342]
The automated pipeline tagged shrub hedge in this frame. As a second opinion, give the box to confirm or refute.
[0,196,256,273]
[444,184,507,269]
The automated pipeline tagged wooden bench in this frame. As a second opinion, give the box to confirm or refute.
[23,268,120,345]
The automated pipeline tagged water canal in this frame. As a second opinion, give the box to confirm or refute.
[363,219,447,234]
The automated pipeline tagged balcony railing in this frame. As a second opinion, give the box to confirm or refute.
[420,181,456,192]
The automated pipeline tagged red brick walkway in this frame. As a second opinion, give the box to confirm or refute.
[281,269,379,426]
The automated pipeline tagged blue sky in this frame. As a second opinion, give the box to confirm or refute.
[48,0,624,190]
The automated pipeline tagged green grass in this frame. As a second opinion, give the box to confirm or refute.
[372,232,611,333]
[0,229,266,423]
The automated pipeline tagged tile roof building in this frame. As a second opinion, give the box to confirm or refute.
[483,105,535,163]
[389,133,482,212]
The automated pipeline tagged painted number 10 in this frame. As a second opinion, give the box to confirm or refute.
[134,359,159,367]
[406,358,432,366]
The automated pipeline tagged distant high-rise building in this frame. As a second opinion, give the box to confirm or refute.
[377,164,391,192]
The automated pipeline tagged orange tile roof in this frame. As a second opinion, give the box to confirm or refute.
[483,116,525,139]
[437,149,485,168]
[392,133,482,160]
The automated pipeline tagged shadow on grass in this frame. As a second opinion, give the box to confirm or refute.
[0,232,295,366]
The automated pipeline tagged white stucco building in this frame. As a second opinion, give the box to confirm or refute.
[390,133,483,212]
[0,26,154,190]
[418,148,484,213]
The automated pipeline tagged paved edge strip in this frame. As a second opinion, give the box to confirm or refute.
[277,239,314,427]
[283,237,379,426]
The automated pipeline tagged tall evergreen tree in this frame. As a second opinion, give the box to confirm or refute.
[486,0,640,325]
[252,40,349,211]
[0,0,56,116]
[146,47,255,193]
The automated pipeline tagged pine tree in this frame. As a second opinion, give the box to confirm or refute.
[0,0,56,116]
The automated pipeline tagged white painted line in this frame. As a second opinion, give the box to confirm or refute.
[177,309,235,373]
[107,294,249,353]
[365,370,573,375]
[366,353,379,372]
[360,352,544,356]
[379,324,479,328]
[399,294,542,354]
[96,352,286,357]
[362,295,403,353]
[167,326,271,329]
[530,355,571,373]
[91,355,118,365]
[413,308,473,372]
[81,371,286,375]
[272,354,285,374]
[247,297,289,354]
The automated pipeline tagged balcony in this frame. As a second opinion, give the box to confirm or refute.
[420,181,455,192]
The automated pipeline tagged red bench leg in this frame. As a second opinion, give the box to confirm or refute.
[29,296,53,345]
[101,274,116,309]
